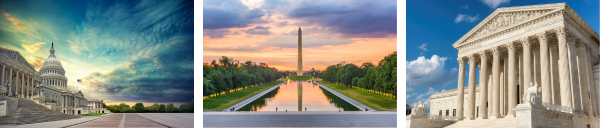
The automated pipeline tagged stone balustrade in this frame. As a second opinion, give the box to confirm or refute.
[543,102,573,114]
[425,114,459,121]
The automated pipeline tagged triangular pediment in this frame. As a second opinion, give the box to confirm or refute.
[453,3,567,48]
[0,47,36,71]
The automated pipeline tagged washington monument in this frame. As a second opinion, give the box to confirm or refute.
[297,27,302,76]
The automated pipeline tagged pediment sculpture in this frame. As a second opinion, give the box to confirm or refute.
[469,10,552,42]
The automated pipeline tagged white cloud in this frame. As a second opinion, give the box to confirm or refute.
[479,0,510,9]
[407,55,458,87]
[454,14,479,23]
[417,43,428,51]
[407,87,445,113]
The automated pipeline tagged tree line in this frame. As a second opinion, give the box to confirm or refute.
[105,100,194,113]
[319,51,397,99]
[203,56,281,97]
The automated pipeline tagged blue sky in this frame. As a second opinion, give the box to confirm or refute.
[406,0,599,113]
[0,0,193,107]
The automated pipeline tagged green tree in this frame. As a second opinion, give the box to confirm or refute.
[166,103,174,112]
[159,104,166,112]
[151,103,160,112]
[133,103,145,113]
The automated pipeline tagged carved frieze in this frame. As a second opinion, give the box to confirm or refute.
[470,10,552,41]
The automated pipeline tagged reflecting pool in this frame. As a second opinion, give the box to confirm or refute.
[237,81,360,111]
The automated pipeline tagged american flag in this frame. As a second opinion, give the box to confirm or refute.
[77,79,82,82]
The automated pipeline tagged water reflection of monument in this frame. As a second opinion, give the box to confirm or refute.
[298,81,302,111]
[237,81,359,111]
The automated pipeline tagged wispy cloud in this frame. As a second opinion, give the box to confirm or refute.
[1,9,41,39]
[479,0,510,9]
[417,44,428,51]
[454,14,479,23]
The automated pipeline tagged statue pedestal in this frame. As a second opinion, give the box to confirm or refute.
[514,102,547,128]
[406,114,427,128]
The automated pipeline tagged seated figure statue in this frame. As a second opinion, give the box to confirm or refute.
[522,82,541,104]
[411,101,426,115]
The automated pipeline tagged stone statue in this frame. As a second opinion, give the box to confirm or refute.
[411,101,426,115]
[523,82,541,104]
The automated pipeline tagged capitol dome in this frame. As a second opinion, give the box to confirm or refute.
[40,42,68,89]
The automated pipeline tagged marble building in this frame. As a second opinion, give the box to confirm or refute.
[0,42,108,115]
[427,3,600,128]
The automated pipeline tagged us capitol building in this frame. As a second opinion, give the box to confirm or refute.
[408,3,600,128]
[0,42,109,116]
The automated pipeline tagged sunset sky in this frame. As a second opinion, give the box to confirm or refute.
[203,0,397,71]
[0,0,193,107]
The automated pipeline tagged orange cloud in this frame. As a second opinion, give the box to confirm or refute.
[1,10,40,39]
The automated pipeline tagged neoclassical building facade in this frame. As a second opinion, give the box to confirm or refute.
[428,3,600,127]
[0,42,109,115]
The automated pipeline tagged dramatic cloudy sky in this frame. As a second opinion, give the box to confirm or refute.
[406,0,599,113]
[203,0,397,71]
[0,0,193,107]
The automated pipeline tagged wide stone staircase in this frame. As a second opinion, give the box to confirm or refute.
[443,117,517,128]
[0,97,80,125]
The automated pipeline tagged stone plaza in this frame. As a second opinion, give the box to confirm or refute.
[408,3,600,128]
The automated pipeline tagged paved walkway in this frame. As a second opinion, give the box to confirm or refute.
[137,113,193,128]
[222,81,286,111]
[0,115,103,128]
[69,113,170,128]
[203,111,397,127]
[315,81,376,111]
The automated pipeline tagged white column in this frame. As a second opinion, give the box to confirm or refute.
[478,51,489,119]
[555,27,573,108]
[8,68,12,96]
[519,52,524,104]
[576,42,591,116]
[538,32,552,104]
[549,43,561,105]
[507,43,517,117]
[490,47,502,118]
[1,64,5,94]
[501,54,506,116]
[521,37,533,98]
[567,33,583,114]
[21,71,24,98]
[587,49,599,117]
[456,58,466,120]
[467,55,477,120]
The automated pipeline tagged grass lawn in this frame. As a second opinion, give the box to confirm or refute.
[78,113,107,116]
[203,81,284,111]
[287,75,312,80]
[317,81,396,111]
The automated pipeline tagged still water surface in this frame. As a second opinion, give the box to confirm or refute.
[237,81,360,111]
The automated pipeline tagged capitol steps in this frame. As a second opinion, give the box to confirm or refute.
[0,97,80,125]
[443,117,517,128]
